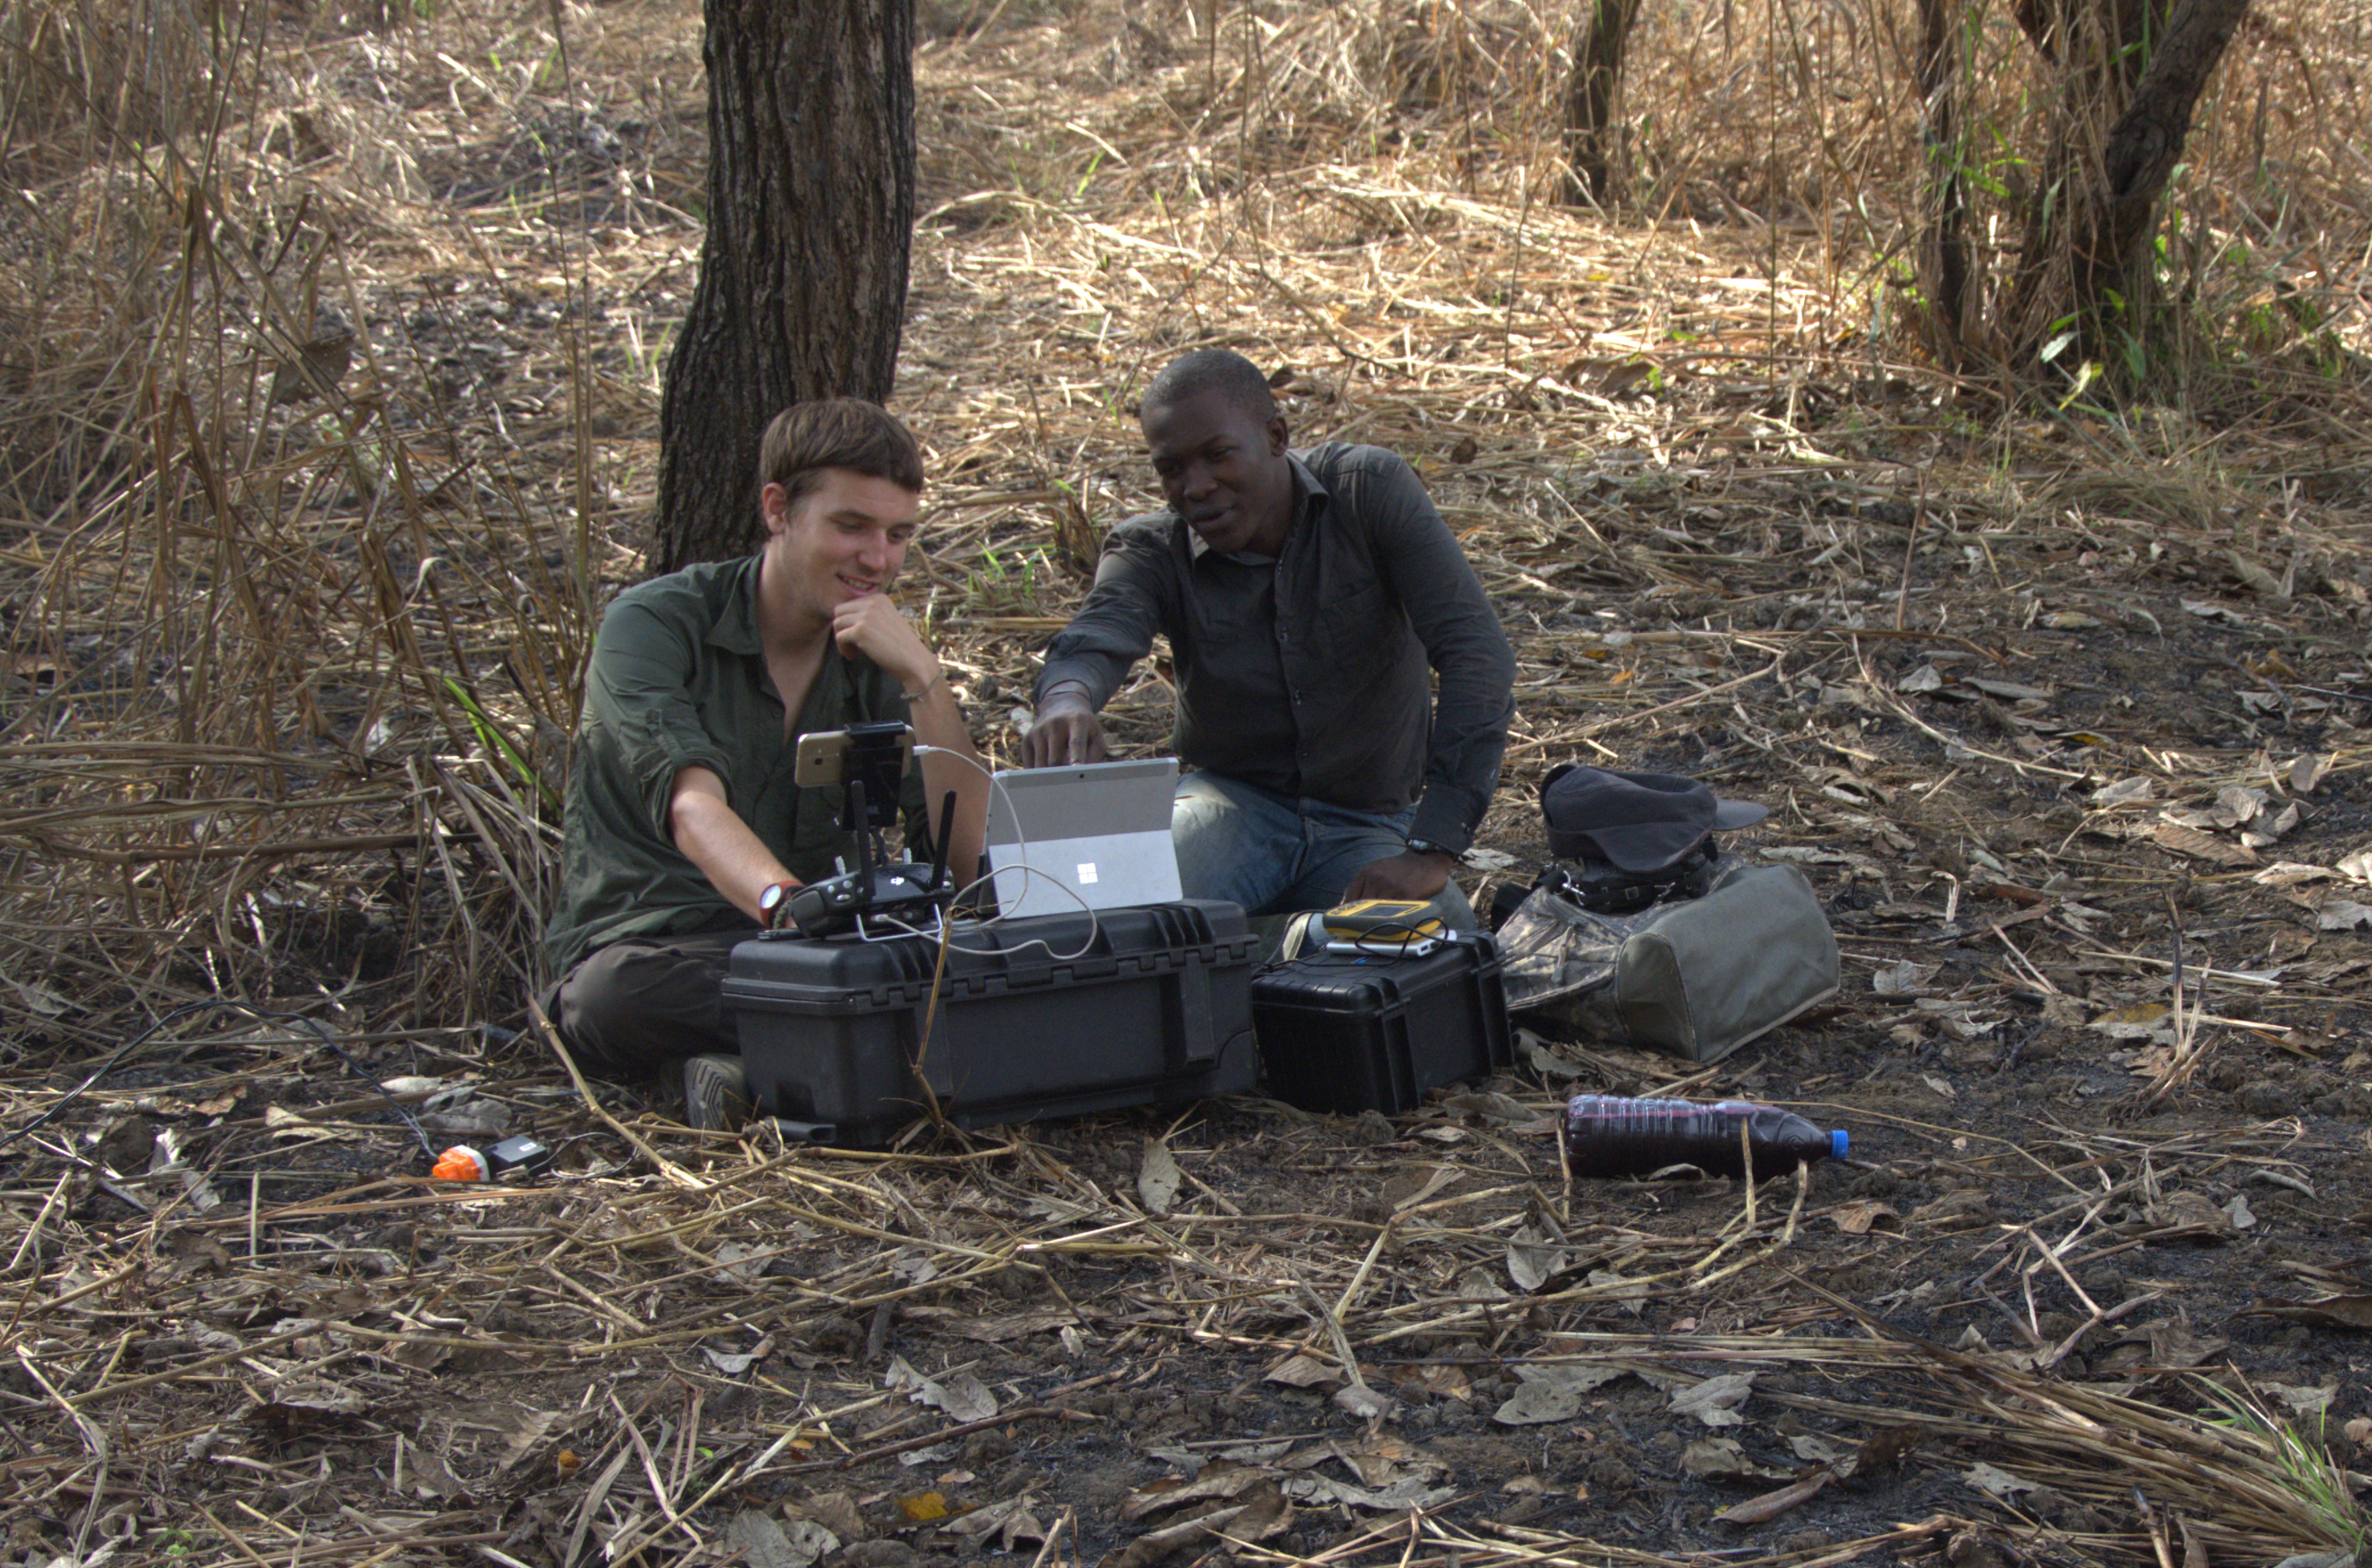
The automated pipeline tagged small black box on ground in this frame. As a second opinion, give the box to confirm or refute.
[724,900,1259,1146]
[1251,933,1512,1115]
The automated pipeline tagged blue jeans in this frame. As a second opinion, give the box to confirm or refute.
[1171,771,1478,928]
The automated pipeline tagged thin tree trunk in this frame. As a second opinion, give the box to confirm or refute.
[2064,0,2252,323]
[653,0,916,571]
[1915,0,1974,367]
[2002,0,2249,364]
[1562,0,1642,207]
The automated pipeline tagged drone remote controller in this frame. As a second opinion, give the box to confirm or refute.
[772,725,959,941]
[787,861,946,939]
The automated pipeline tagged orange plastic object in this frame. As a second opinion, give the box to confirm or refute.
[433,1145,488,1181]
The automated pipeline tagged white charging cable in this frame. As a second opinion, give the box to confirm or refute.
[908,744,1104,961]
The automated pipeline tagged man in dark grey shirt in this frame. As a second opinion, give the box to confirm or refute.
[1024,349,1514,925]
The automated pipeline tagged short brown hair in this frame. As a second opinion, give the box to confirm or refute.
[757,399,925,513]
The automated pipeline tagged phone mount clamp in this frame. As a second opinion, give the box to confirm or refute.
[781,722,959,941]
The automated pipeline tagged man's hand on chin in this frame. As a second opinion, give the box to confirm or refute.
[831,593,936,692]
[1343,849,1455,903]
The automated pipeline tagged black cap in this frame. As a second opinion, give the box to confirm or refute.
[1540,765,1769,873]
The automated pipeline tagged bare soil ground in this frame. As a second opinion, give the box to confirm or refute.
[3,1,2372,1566]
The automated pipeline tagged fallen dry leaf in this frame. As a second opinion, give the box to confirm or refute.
[2212,784,2268,828]
[730,1512,838,1568]
[2252,862,2334,887]
[885,1356,999,1423]
[1137,1137,1181,1217]
[2237,1294,2372,1330]
[1711,1468,1830,1525]
[1856,1428,1924,1475]
[1831,1200,1902,1235]
[2260,1381,2338,1416]
[1123,1462,1270,1521]
[1116,1483,1292,1568]
[1505,1223,1567,1292]
[2153,822,2257,866]
[1492,1362,1631,1426]
[1265,1353,1342,1389]
[1670,1373,1756,1428]
[1964,1462,2035,1500]
[2088,1001,2175,1043]
[1684,1437,1791,1480]
[941,1494,1046,1547]
[1782,1432,1853,1466]
[1872,958,1940,997]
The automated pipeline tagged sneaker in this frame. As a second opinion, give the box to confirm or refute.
[684,1053,752,1133]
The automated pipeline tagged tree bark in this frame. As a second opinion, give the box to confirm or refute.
[653,0,916,571]
[1562,0,1643,207]
[1915,0,1975,367]
[2001,0,2250,363]
[2061,0,2252,324]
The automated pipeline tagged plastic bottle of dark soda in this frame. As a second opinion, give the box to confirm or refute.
[1561,1094,1848,1180]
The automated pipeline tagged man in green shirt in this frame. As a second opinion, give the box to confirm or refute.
[544,400,987,1090]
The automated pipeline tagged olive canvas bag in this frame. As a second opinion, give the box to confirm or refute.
[1496,858,1839,1063]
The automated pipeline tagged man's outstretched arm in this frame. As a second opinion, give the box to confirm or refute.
[669,765,796,921]
[1024,534,1169,767]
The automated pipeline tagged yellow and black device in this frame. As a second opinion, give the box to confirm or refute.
[1318,899,1446,947]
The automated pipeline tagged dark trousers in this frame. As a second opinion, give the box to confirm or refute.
[547,917,752,1076]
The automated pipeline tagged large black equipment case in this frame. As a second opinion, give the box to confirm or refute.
[724,900,1260,1146]
[1250,933,1513,1115]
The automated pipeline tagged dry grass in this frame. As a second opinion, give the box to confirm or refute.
[0,0,2365,1048]
[1,8,2371,1556]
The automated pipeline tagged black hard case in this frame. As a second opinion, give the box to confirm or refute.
[1250,933,1514,1115]
[723,900,1260,1146]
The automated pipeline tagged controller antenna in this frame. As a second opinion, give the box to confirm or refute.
[928,789,957,892]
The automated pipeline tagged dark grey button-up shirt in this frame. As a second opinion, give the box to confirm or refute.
[1036,443,1515,854]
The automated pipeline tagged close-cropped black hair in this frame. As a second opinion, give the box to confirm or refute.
[1141,349,1277,423]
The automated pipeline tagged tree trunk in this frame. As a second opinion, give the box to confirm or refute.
[1562,0,1642,207]
[2000,0,2250,365]
[653,0,916,572]
[1915,0,1975,367]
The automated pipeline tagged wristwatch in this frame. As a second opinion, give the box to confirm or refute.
[1404,838,1454,860]
[757,880,801,930]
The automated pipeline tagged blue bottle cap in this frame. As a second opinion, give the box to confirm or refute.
[1830,1129,1849,1159]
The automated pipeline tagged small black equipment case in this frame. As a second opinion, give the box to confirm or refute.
[723,900,1260,1147]
[1250,932,1513,1116]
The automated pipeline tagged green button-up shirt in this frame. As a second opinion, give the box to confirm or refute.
[545,555,926,976]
